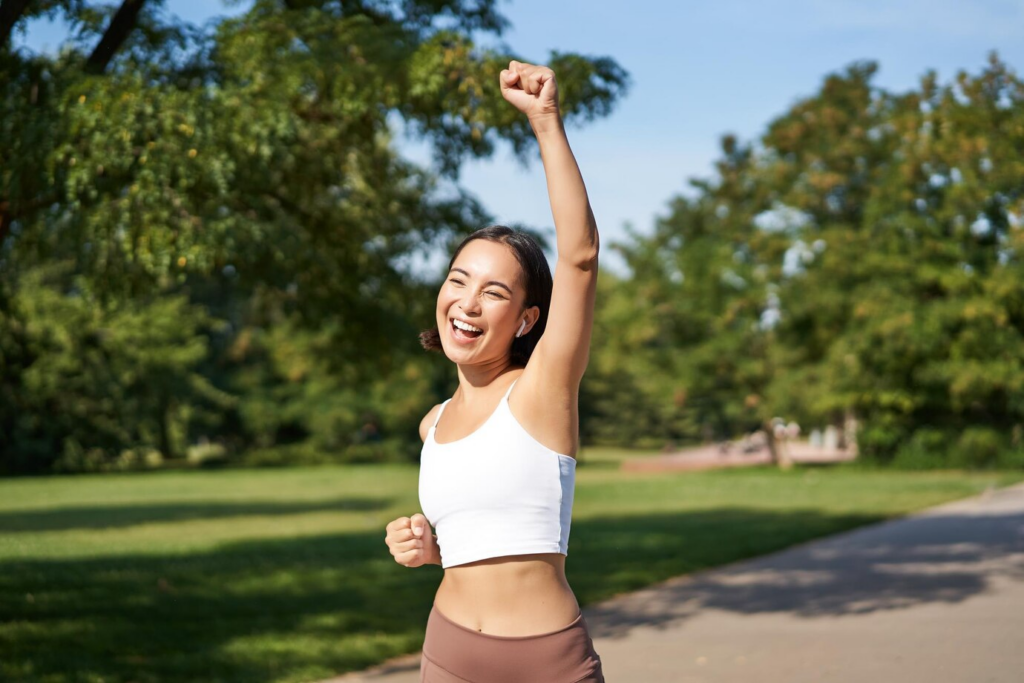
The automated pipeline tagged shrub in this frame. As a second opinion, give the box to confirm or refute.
[950,427,1005,469]
[854,422,907,463]
[238,442,332,468]
[995,447,1024,470]
[892,427,952,470]
[340,437,411,464]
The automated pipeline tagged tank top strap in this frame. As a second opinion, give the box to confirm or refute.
[432,399,451,428]
[502,378,519,403]
[433,378,516,431]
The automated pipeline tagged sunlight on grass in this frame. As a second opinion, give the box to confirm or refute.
[2,456,1022,682]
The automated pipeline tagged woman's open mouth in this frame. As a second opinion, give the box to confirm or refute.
[450,317,484,343]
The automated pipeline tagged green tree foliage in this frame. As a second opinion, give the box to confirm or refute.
[0,0,628,474]
[0,262,232,473]
[592,54,1024,468]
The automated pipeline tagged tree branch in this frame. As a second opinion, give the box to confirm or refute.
[85,0,147,75]
[0,0,32,50]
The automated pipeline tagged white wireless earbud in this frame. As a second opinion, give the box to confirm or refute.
[516,320,527,338]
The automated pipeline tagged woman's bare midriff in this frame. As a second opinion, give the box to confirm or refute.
[433,552,581,636]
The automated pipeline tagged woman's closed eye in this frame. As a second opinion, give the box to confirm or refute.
[449,278,505,299]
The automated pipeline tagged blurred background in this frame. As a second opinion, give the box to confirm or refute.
[3,3,1024,682]
[2,0,1023,474]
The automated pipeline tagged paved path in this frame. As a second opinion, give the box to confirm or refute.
[323,480,1024,682]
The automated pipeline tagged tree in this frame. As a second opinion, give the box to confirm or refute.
[594,54,1024,468]
[0,1,629,471]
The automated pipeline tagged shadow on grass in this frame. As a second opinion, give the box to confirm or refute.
[3,502,1022,682]
[0,498,392,533]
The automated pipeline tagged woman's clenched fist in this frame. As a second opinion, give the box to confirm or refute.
[500,60,560,125]
[385,513,440,568]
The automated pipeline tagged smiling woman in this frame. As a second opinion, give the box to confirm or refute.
[417,226,553,366]
[383,59,604,683]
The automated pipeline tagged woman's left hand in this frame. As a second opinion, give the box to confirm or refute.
[500,60,560,125]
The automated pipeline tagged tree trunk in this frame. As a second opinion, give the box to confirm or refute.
[85,0,147,74]
[158,394,176,460]
[842,407,858,452]
[764,418,794,470]
[0,201,10,243]
[763,419,779,465]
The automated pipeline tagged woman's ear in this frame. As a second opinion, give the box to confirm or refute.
[522,305,541,336]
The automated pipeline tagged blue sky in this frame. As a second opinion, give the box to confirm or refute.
[15,0,1024,276]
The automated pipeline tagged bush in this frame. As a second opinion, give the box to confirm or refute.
[116,447,165,471]
[49,441,165,474]
[236,436,416,467]
[892,427,952,470]
[51,441,110,474]
[340,437,411,464]
[995,448,1024,470]
[238,442,333,468]
[854,421,907,463]
[950,427,1006,469]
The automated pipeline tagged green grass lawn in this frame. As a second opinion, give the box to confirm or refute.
[2,450,1022,683]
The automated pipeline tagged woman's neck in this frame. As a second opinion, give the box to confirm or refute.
[454,361,521,402]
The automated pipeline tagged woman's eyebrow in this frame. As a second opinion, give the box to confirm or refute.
[449,267,513,295]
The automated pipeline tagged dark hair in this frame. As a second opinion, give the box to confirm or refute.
[419,225,553,367]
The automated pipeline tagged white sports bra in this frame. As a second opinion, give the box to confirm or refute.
[418,378,577,569]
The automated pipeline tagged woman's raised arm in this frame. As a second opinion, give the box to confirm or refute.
[500,61,600,386]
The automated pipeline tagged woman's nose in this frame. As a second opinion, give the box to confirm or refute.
[458,292,481,314]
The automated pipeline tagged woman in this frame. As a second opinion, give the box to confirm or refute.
[385,59,603,683]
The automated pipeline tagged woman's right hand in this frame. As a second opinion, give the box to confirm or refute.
[500,60,560,125]
[385,513,439,568]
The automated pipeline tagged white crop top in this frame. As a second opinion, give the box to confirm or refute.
[418,378,577,569]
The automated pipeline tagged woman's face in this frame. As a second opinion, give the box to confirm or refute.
[436,239,532,363]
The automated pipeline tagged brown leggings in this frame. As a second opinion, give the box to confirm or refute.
[420,604,605,683]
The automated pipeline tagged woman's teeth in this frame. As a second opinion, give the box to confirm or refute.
[452,318,483,339]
